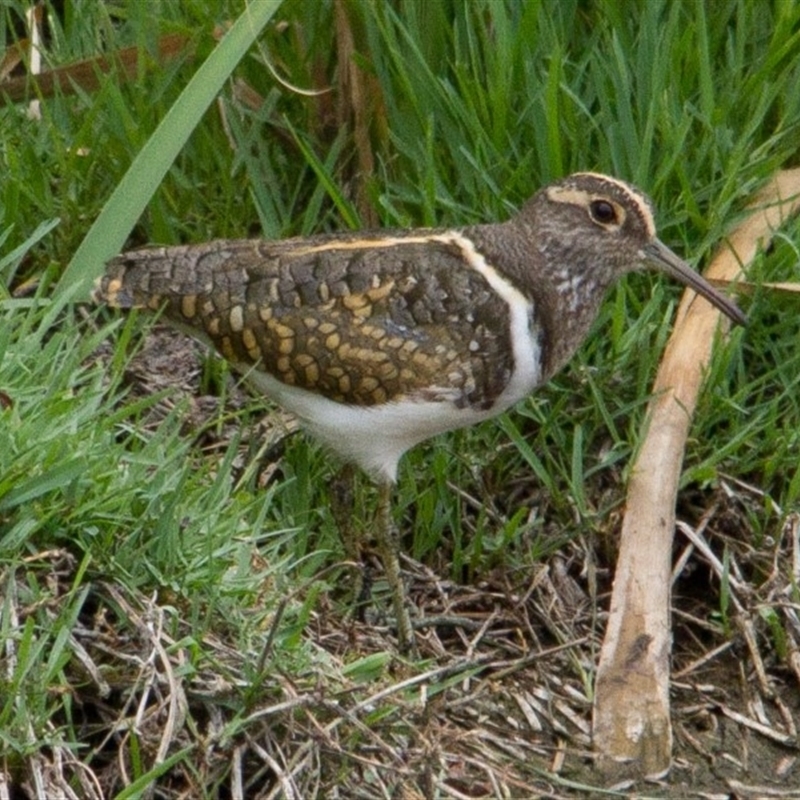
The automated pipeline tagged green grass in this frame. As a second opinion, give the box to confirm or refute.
[2,0,800,795]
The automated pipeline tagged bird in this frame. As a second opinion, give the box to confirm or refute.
[93,172,746,655]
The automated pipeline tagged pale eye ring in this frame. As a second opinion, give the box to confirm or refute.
[589,199,618,225]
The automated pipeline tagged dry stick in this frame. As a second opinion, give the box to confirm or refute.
[592,168,800,780]
[0,32,192,106]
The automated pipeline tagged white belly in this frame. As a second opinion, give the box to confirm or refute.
[244,351,540,484]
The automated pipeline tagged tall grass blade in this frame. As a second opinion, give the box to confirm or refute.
[57,1,283,300]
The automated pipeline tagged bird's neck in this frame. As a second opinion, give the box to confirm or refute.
[466,221,616,381]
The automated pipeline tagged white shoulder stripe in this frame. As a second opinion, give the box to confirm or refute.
[433,231,543,406]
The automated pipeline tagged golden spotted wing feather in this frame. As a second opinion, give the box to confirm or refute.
[95,234,515,408]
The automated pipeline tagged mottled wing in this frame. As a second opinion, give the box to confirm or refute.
[95,233,515,408]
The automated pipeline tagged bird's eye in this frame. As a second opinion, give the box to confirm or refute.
[589,199,618,225]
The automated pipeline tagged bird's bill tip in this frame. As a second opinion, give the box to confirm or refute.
[643,240,747,326]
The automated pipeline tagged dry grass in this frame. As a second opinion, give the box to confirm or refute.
[6,329,798,799]
[8,503,798,798]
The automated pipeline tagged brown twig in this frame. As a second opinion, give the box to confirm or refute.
[0,32,193,106]
[593,168,800,779]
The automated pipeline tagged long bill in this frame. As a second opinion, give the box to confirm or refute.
[643,240,747,326]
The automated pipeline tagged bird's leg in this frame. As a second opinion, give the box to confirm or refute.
[374,478,416,656]
[330,469,414,654]
[329,463,357,554]
[329,463,372,618]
